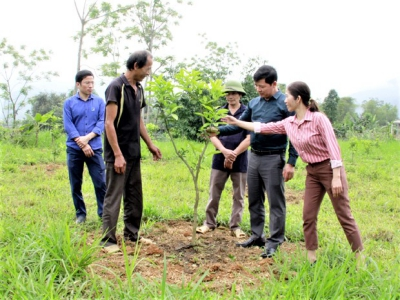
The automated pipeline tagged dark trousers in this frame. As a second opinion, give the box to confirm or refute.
[304,161,363,252]
[102,158,143,244]
[247,152,286,249]
[66,147,106,218]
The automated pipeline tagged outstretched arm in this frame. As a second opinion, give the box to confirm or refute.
[221,116,255,132]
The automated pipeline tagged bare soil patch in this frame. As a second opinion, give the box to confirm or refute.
[93,219,304,294]
[20,163,63,175]
[286,189,303,204]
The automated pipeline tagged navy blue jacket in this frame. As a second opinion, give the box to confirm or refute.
[218,90,298,166]
[212,103,249,172]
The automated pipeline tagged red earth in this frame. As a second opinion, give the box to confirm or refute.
[93,212,305,294]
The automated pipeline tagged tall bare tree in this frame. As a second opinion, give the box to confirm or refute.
[73,0,132,90]
[123,0,192,123]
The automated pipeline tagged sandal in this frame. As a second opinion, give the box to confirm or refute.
[138,237,155,245]
[231,228,246,239]
[103,244,120,254]
[196,225,214,234]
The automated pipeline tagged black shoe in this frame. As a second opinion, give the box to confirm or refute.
[236,236,266,248]
[261,247,277,258]
[124,234,139,242]
[75,215,86,224]
[100,238,117,247]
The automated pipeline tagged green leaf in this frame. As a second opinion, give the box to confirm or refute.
[34,113,42,122]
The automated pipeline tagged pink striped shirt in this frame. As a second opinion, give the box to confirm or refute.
[254,110,342,168]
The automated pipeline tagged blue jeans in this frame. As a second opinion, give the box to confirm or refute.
[66,147,106,218]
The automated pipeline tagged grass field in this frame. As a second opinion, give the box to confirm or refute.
[0,132,399,299]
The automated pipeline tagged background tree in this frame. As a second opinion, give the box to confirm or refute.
[361,98,398,126]
[334,97,397,139]
[187,34,241,82]
[321,89,340,123]
[0,38,58,127]
[240,56,268,104]
[73,0,132,89]
[278,83,287,94]
[362,98,380,117]
[21,111,59,147]
[376,103,398,125]
[336,96,357,124]
[29,92,68,119]
[342,113,377,136]
[91,30,124,81]
[122,0,192,123]
[123,0,189,52]
[240,75,257,105]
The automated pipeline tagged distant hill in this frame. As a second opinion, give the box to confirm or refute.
[350,79,400,118]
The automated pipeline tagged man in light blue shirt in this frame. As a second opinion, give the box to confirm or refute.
[63,70,106,224]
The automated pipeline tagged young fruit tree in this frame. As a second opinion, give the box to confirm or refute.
[148,69,227,244]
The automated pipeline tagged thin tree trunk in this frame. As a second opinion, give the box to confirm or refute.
[75,21,85,94]
[192,179,200,243]
[12,104,16,128]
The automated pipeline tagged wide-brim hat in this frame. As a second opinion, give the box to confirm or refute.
[223,80,246,95]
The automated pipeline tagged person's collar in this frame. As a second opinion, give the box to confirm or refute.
[76,91,92,101]
[262,89,281,101]
[290,108,313,123]
[121,73,141,88]
[304,109,313,121]
[121,73,131,85]
[272,89,282,99]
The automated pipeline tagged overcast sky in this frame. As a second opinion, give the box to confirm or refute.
[1,0,399,104]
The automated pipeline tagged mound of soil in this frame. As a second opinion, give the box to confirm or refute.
[94,220,302,293]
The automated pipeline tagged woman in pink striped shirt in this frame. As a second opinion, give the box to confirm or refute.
[221,81,364,265]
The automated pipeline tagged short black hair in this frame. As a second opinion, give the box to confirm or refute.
[253,65,277,84]
[75,70,94,83]
[126,50,153,70]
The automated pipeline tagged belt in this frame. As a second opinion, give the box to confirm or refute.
[250,148,285,156]
[308,159,330,167]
